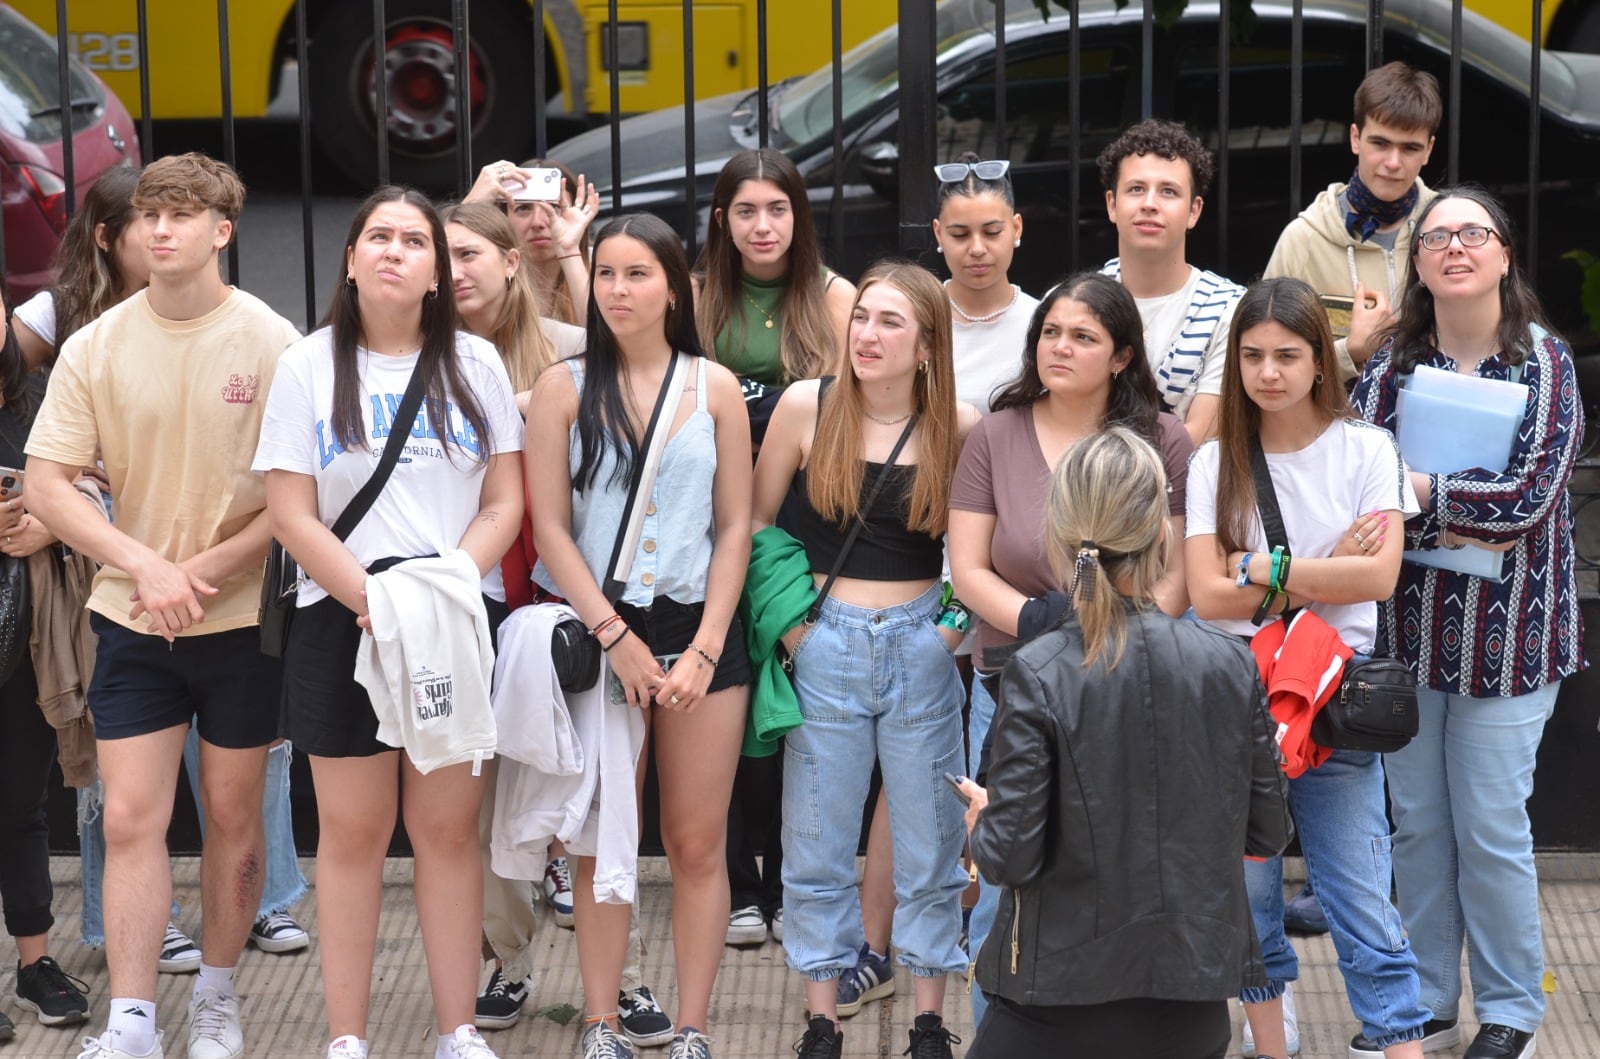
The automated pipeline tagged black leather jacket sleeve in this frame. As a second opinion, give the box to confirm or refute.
[969,658,1056,890]
[1245,672,1294,859]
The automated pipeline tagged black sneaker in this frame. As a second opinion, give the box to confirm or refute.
[1464,1024,1536,1059]
[903,1012,959,1059]
[14,955,91,1026]
[1349,1018,1461,1056]
[0,1006,13,1040]
[617,986,675,1047]
[793,1015,842,1059]
[474,968,531,1030]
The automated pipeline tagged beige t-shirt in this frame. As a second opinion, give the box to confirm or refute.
[26,288,301,635]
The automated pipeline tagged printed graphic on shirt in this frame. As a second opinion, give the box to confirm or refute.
[414,665,454,721]
[221,372,260,405]
[315,394,482,469]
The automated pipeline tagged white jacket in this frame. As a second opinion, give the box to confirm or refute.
[354,551,497,775]
[490,606,645,904]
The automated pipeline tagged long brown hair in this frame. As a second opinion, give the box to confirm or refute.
[52,165,142,348]
[695,148,838,383]
[324,187,491,466]
[805,260,957,536]
[443,201,558,392]
[1214,277,1353,555]
[521,158,588,326]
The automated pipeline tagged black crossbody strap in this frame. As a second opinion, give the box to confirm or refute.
[806,415,917,624]
[330,361,428,542]
[1250,436,1288,553]
[601,354,685,602]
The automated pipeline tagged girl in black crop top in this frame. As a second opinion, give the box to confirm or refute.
[751,260,980,1056]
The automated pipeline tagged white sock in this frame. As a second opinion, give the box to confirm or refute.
[329,1034,367,1056]
[435,1024,483,1058]
[106,997,159,1056]
[195,961,235,997]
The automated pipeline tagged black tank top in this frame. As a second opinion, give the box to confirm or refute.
[789,462,944,581]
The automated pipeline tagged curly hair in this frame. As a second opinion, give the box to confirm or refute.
[1096,118,1214,199]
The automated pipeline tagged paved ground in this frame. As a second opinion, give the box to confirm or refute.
[4,855,1599,1058]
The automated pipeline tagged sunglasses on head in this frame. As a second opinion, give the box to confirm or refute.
[933,159,1010,183]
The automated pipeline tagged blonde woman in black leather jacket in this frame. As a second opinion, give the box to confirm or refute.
[957,427,1291,1058]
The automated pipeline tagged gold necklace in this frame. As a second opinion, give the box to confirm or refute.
[864,409,912,426]
[744,291,778,330]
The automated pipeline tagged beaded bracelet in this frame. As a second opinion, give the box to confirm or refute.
[685,643,719,668]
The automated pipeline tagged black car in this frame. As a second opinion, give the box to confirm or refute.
[551,0,1600,344]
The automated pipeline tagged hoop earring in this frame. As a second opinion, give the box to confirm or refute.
[1315,372,1325,384]
[918,359,929,374]
[346,274,356,287]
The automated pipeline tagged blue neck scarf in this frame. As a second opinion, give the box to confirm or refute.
[1344,167,1417,242]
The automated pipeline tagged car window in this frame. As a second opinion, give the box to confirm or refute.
[936,47,1133,165]
[0,8,105,144]
[1173,41,1352,151]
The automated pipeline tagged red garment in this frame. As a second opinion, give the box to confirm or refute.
[1249,611,1352,779]
[500,491,539,611]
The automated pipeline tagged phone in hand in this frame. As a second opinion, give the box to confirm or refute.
[508,167,563,202]
[943,771,972,807]
[0,468,23,500]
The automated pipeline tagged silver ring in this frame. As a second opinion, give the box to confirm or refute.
[669,694,681,705]
[1353,531,1365,545]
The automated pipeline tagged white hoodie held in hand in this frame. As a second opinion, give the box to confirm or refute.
[355,550,497,775]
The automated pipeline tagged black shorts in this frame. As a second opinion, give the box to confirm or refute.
[87,614,282,749]
[614,595,752,694]
[281,588,510,760]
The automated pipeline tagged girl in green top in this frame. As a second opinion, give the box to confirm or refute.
[694,149,856,386]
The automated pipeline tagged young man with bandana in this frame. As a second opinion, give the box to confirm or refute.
[1262,61,1440,382]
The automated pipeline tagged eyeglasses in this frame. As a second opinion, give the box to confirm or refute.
[933,159,1010,183]
[1417,225,1499,252]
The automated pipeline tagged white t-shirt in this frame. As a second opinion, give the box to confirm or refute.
[13,290,56,347]
[951,284,1040,413]
[1135,266,1231,414]
[251,328,524,604]
[1185,418,1419,653]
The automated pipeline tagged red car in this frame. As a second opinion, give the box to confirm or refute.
[0,3,138,304]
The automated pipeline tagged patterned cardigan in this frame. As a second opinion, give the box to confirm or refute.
[1351,326,1587,698]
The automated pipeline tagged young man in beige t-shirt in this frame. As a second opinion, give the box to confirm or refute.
[26,153,300,1059]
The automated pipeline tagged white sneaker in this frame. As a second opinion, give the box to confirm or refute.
[436,1024,499,1058]
[770,908,783,943]
[726,905,766,947]
[327,1036,368,1059]
[158,923,202,974]
[248,911,310,953]
[78,1031,166,1059]
[187,989,244,1059]
[1242,982,1300,1057]
[543,857,576,929]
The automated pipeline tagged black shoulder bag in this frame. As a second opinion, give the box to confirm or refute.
[1250,436,1418,753]
[259,363,427,658]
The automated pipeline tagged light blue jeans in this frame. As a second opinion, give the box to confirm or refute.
[1386,682,1560,1035]
[1241,749,1429,1049]
[966,673,1000,1026]
[782,584,969,980]
[78,736,307,945]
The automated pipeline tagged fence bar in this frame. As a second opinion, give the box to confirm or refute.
[829,0,844,258]
[136,0,153,162]
[1289,0,1303,222]
[53,0,76,217]
[896,0,935,256]
[607,0,621,213]
[218,0,238,281]
[756,0,769,148]
[1527,0,1541,287]
[452,0,472,197]
[533,0,548,158]
[1217,0,1231,273]
[1068,0,1081,270]
[994,5,1007,161]
[681,0,695,264]
[1366,0,1385,70]
[295,0,316,329]
[1140,0,1153,119]
[373,0,390,186]
[1447,0,1461,183]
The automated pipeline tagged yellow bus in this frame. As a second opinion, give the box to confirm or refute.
[9,0,896,186]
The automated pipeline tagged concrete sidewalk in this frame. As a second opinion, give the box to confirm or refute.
[5,855,1599,1057]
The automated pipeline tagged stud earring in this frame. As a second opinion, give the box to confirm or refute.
[935,245,944,254]
[1014,239,1021,248]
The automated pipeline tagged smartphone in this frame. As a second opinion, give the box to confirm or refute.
[0,467,22,500]
[607,653,683,706]
[509,167,563,202]
[943,771,972,807]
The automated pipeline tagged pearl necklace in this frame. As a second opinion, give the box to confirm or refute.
[946,281,1017,324]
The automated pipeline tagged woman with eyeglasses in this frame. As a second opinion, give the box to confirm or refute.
[1351,187,1584,1059]
[1187,277,1429,1059]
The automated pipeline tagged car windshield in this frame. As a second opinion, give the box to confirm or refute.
[0,8,105,144]
[774,0,994,147]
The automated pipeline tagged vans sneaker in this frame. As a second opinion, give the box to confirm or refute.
[158,923,201,974]
[668,1028,712,1059]
[248,912,310,953]
[581,1021,635,1059]
[186,987,243,1059]
[1242,982,1299,1056]
[475,969,532,1030]
[791,1016,841,1059]
[543,858,576,929]
[835,944,894,1018]
[725,905,766,947]
[15,955,91,1025]
[617,986,674,1047]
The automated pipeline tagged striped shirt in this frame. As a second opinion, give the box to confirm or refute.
[1351,326,1588,698]
[1101,259,1245,415]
